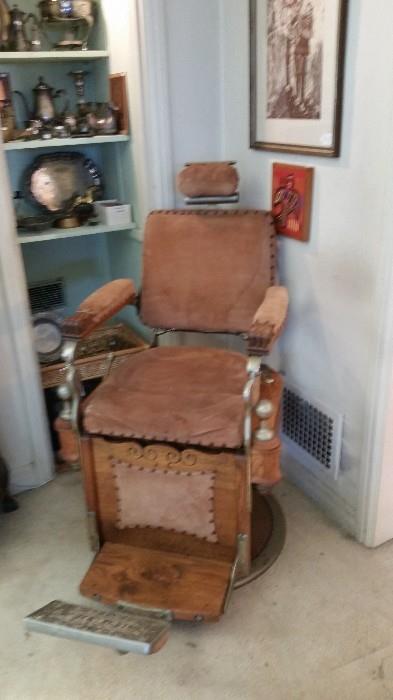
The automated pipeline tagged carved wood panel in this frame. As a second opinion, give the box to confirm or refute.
[91,438,247,562]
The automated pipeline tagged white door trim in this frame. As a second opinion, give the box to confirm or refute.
[358,260,393,546]
[0,141,54,489]
[134,0,175,212]
[357,93,393,546]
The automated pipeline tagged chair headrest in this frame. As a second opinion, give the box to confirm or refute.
[177,161,239,199]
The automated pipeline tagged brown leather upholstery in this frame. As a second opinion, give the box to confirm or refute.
[248,286,289,355]
[63,279,137,339]
[84,346,248,449]
[250,438,282,488]
[177,162,239,197]
[141,210,276,333]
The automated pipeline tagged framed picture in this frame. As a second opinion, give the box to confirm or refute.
[250,0,348,157]
[110,73,130,135]
[272,162,314,241]
[0,73,11,105]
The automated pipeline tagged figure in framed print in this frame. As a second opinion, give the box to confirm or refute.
[250,0,348,156]
[272,162,313,241]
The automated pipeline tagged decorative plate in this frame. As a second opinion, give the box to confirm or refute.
[23,152,103,215]
[32,312,64,364]
[17,215,56,233]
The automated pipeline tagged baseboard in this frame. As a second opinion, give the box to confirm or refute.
[282,448,357,537]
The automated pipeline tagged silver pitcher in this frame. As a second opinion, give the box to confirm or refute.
[14,76,67,126]
[8,4,40,52]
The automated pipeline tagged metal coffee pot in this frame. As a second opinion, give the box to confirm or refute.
[8,4,40,51]
[14,77,67,126]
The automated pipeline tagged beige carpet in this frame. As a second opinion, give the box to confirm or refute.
[2,473,393,700]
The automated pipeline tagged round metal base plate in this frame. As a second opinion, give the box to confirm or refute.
[234,488,286,589]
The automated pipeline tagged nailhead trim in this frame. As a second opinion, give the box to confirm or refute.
[87,426,243,450]
[111,459,217,543]
[150,209,267,217]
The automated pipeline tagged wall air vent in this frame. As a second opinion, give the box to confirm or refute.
[282,383,343,480]
[28,279,65,315]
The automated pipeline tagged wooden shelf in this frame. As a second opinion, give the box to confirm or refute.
[5,135,130,151]
[18,222,136,244]
[0,50,109,63]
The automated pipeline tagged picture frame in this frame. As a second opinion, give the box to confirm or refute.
[272,162,314,241]
[110,73,130,136]
[250,0,348,157]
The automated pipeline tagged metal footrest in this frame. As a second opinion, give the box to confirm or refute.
[24,600,171,655]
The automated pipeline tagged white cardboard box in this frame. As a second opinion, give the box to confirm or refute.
[95,200,132,227]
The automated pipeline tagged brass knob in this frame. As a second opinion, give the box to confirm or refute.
[256,427,275,442]
[256,400,273,420]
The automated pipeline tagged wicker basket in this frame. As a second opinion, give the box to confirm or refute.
[41,324,149,389]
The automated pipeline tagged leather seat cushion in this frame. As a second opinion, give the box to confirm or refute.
[83,346,248,449]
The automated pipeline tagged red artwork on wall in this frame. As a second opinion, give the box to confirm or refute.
[272,163,314,242]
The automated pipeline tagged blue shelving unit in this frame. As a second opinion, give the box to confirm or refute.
[0,1,139,320]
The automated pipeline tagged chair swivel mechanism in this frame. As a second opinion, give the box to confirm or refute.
[25,163,289,655]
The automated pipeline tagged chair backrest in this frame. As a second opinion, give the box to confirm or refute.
[141,209,276,333]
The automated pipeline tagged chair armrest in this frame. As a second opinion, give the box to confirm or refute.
[247,286,289,356]
[62,279,137,340]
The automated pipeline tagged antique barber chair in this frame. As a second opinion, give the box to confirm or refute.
[26,163,289,655]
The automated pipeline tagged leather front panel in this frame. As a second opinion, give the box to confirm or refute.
[112,460,217,542]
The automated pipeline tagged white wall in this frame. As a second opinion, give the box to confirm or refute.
[164,0,223,205]
[157,0,393,538]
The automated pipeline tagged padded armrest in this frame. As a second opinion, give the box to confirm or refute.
[247,286,289,356]
[62,279,137,340]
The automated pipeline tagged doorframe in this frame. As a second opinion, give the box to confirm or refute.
[357,88,393,547]
[131,0,175,214]
[358,268,393,547]
[0,141,54,489]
